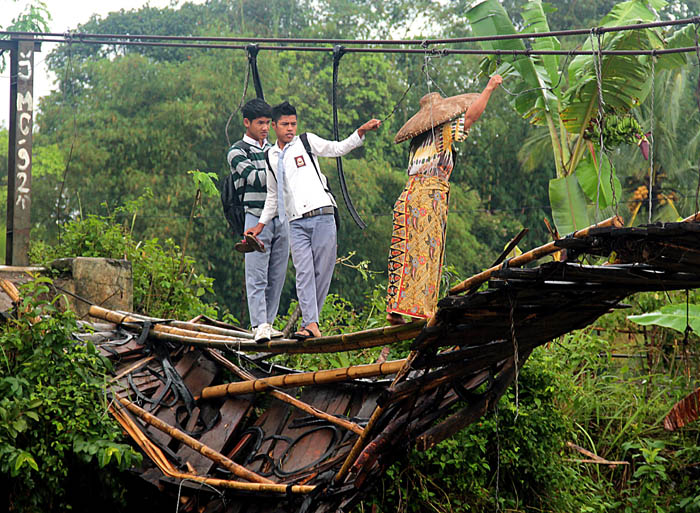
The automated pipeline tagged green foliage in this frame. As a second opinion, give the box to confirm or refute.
[628,303,700,334]
[29,200,219,321]
[188,169,219,198]
[622,439,670,512]
[368,346,579,512]
[3,0,50,32]
[466,0,693,233]
[0,278,140,511]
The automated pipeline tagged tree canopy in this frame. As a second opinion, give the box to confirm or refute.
[8,0,698,322]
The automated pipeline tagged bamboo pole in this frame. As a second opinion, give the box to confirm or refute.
[109,404,315,494]
[448,216,624,295]
[0,278,41,324]
[682,211,700,222]
[201,359,406,399]
[136,311,253,338]
[333,349,421,484]
[167,319,252,338]
[0,278,21,303]
[90,305,253,341]
[89,305,424,354]
[114,395,274,484]
[205,348,364,435]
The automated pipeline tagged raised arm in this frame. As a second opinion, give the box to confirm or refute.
[307,119,382,157]
[464,75,502,131]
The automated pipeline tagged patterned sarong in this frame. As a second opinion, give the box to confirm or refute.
[386,175,449,319]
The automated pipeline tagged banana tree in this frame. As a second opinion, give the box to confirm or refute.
[466,0,694,233]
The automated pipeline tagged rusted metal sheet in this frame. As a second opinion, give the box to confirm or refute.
[177,397,253,475]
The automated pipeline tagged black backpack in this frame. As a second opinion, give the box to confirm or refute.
[221,140,254,237]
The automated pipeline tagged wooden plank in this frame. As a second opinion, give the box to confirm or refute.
[275,388,335,477]
[244,396,294,478]
[148,352,216,448]
[176,397,254,476]
[276,386,353,478]
[97,337,144,358]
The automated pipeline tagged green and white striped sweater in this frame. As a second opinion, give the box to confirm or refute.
[226,138,271,217]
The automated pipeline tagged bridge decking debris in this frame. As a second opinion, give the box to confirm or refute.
[66,219,700,512]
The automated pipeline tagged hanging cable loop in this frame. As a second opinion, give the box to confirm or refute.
[246,43,264,100]
[332,44,366,230]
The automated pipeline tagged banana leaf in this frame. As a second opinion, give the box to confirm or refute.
[520,1,561,91]
[562,0,666,137]
[656,24,695,70]
[575,150,622,209]
[549,174,591,234]
[466,0,559,125]
[629,303,700,334]
[562,31,653,136]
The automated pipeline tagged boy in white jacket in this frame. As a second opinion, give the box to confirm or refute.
[247,101,380,339]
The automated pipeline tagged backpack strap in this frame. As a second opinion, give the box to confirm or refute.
[300,133,335,200]
[264,150,277,182]
[300,133,339,230]
[231,139,254,157]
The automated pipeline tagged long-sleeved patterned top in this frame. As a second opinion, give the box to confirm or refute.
[406,113,469,181]
[226,134,271,217]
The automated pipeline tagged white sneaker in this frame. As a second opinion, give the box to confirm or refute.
[254,323,272,343]
[270,327,284,339]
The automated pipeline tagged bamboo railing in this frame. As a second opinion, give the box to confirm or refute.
[89,305,423,354]
[448,216,624,295]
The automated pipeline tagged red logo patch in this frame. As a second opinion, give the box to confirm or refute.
[294,155,306,168]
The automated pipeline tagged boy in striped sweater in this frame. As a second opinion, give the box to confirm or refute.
[227,99,288,343]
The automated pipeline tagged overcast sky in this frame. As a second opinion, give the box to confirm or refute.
[2,0,204,128]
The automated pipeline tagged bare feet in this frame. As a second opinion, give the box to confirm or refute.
[304,322,322,338]
[386,313,406,326]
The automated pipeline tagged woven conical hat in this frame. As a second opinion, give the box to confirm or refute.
[394,92,480,144]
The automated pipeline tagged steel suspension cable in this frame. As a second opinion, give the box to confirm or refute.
[649,54,656,224]
[4,16,700,46]
[7,34,700,57]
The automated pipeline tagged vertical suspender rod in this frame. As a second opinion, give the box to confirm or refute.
[332,45,366,230]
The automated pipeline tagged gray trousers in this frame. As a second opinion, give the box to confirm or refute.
[289,213,337,328]
[244,213,289,327]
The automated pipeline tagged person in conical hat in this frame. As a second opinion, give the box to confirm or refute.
[386,74,502,325]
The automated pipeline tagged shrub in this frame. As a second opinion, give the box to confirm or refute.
[0,278,141,511]
[30,209,219,321]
